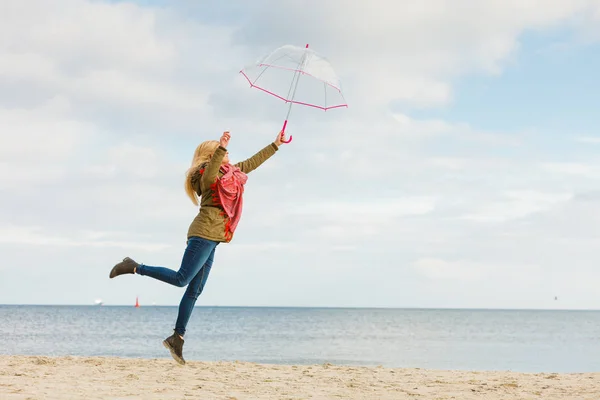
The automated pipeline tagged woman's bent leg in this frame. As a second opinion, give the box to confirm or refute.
[137,237,217,287]
[174,247,216,336]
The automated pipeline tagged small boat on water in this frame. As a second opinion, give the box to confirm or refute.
[94,299,104,306]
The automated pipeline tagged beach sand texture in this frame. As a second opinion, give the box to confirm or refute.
[1,355,599,399]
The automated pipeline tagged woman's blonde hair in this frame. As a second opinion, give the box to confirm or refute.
[184,140,220,206]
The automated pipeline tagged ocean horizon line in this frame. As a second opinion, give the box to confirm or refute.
[1,304,599,312]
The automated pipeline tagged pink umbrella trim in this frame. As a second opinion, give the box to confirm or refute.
[239,70,348,111]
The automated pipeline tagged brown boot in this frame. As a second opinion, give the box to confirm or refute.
[163,331,185,365]
[109,257,139,279]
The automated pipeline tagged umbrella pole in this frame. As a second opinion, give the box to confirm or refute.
[280,44,309,144]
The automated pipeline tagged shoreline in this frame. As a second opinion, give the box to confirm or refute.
[2,355,599,399]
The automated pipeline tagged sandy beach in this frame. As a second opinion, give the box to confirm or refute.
[0,356,598,399]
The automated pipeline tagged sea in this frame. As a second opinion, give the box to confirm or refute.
[1,305,599,373]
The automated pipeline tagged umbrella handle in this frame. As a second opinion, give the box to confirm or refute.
[280,120,293,143]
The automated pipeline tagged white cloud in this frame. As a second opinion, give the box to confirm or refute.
[461,191,574,223]
[293,198,436,221]
[413,257,541,283]
[70,69,208,110]
[1,0,600,308]
[540,162,600,177]
[85,143,162,180]
[392,113,522,145]
[0,1,176,71]
[425,157,470,170]
[0,163,67,189]
[0,225,171,252]
[576,136,600,144]
[0,97,82,162]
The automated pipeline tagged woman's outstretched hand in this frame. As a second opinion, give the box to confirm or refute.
[220,131,230,148]
[274,130,287,147]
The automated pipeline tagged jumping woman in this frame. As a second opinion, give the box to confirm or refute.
[109,130,286,364]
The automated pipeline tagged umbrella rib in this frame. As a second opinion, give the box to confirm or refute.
[284,49,309,121]
[285,69,300,101]
[251,64,271,86]
[251,53,290,86]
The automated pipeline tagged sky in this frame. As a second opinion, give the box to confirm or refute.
[1,0,600,309]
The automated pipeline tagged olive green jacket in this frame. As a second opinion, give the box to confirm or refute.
[186,142,279,242]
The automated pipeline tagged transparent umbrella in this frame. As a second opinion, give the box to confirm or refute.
[239,44,348,143]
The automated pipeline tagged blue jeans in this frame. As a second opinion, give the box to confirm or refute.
[137,236,219,336]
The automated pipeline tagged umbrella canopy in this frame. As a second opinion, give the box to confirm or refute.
[240,44,347,142]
